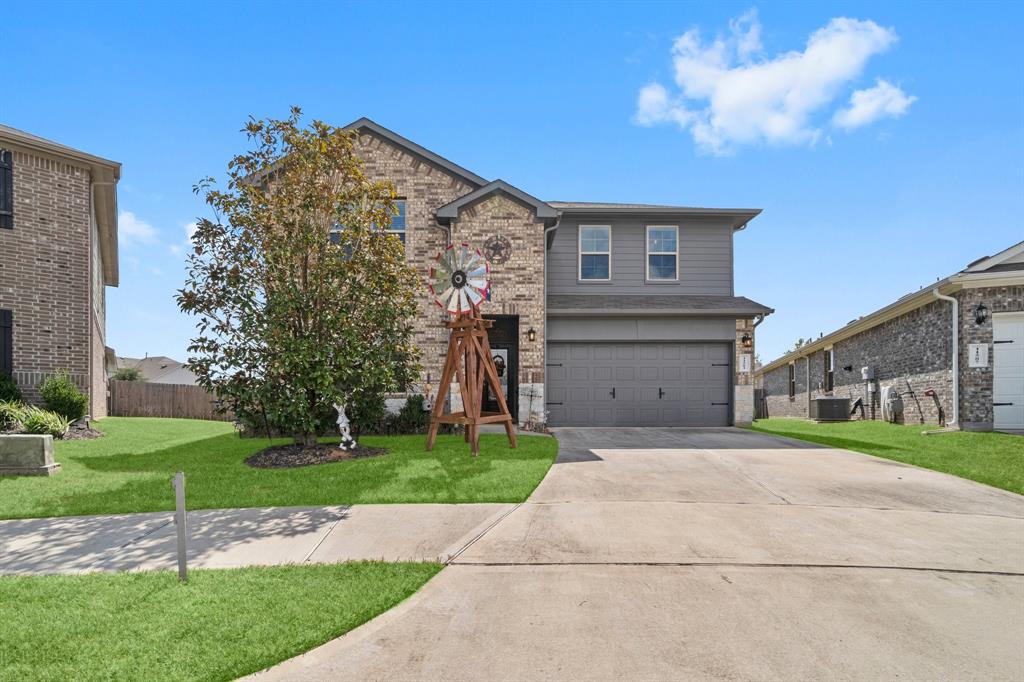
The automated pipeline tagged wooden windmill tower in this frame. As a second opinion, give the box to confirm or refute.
[425,244,517,456]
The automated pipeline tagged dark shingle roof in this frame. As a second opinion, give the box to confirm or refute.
[548,294,773,316]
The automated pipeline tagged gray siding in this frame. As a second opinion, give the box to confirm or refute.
[547,215,734,296]
[548,316,735,342]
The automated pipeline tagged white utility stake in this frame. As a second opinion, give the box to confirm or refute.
[172,471,187,582]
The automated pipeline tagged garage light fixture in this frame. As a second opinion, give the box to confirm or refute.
[974,303,989,325]
[527,327,537,342]
[741,332,752,349]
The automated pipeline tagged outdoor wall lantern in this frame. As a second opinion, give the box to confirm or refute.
[741,332,753,349]
[974,303,989,325]
[527,327,537,343]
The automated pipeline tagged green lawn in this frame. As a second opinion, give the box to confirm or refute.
[749,418,1024,495]
[0,417,557,520]
[0,562,441,682]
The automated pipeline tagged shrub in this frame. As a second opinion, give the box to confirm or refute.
[390,395,428,434]
[0,373,21,402]
[20,406,71,438]
[113,367,145,382]
[348,393,388,437]
[40,370,89,421]
[0,400,25,431]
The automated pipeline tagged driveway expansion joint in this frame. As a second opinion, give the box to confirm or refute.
[445,561,1024,577]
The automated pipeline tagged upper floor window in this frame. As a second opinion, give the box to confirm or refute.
[329,199,406,246]
[646,225,678,280]
[0,150,13,230]
[578,225,611,281]
[387,199,406,244]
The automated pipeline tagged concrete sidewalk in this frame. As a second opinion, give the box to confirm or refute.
[0,503,513,575]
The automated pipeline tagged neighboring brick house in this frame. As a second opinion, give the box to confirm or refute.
[347,119,771,427]
[756,240,1024,432]
[0,125,120,418]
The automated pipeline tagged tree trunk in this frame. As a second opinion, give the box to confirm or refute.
[296,432,318,448]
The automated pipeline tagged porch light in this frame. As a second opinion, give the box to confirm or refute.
[741,332,753,349]
[974,303,989,325]
[527,327,537,343]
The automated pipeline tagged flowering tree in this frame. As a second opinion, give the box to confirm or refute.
[178,108,420,447]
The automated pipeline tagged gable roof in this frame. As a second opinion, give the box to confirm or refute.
[436,179,558,226]
[343,118,488,188]
[757,239,1024,375]
[964,239,1024,273]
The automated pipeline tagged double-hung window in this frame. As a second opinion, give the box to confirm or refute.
[578,225,611,281]
[386,199,406,244]
[0,150,13,230]
[646,225,678,280]
[329,199,406,246]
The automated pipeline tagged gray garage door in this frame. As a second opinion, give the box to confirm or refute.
[546,343,731,427]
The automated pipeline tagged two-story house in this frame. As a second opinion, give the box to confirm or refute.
[0,125,120,417]
[349,118,771,428]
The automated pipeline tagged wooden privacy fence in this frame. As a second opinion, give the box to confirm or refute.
[108,380,234,421]
[754,388,768,420]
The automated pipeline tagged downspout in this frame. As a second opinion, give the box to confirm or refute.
[925,288,960,434]
[541,219,560,425]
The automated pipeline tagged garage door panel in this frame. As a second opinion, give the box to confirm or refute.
[638,366,659,381]
[662,366,682,381]
[569,366,589,381]
[547,342,732,427]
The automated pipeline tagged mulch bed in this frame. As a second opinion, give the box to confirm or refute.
[245,442,387,469]
[63,419,105,440]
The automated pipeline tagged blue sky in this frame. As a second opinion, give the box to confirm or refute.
[4,1,1022,362]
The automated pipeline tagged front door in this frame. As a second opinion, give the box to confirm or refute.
[483,315,518,420]
[993,312,1024,431]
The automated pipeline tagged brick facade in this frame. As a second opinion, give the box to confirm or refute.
[761,285,1023,430]
[0,147,106,415]
[353,132,547,425]
[447,194,547,423]
[734,318,756,425]
[957,285,1024,430]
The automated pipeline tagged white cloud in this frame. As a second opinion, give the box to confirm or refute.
[833,78,916,130]
[169,222,198,257]
[635,11,913,154]
[118,211,159,247]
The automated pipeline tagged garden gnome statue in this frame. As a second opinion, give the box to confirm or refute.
[333,403,357,451]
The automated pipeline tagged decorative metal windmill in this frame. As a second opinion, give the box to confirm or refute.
[424,244,517,455]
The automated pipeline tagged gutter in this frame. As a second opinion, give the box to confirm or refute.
[925,288,960,433]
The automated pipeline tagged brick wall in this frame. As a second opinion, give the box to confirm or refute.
[354,131,476,398]
[957,285,1024,430]
[762,299,955,425]
[353,132,547,425]
[448,194,546,423]
[0,148,95,411]
[734,318,755,425]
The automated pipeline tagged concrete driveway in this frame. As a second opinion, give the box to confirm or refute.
[255,427,1024,681]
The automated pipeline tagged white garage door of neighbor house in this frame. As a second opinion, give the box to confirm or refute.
[993,313,1024,431]
[546,342,731,427]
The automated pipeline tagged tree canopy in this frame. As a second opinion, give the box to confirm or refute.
[178,108,421,446]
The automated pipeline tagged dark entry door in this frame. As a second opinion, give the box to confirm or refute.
[483,315,518,419]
